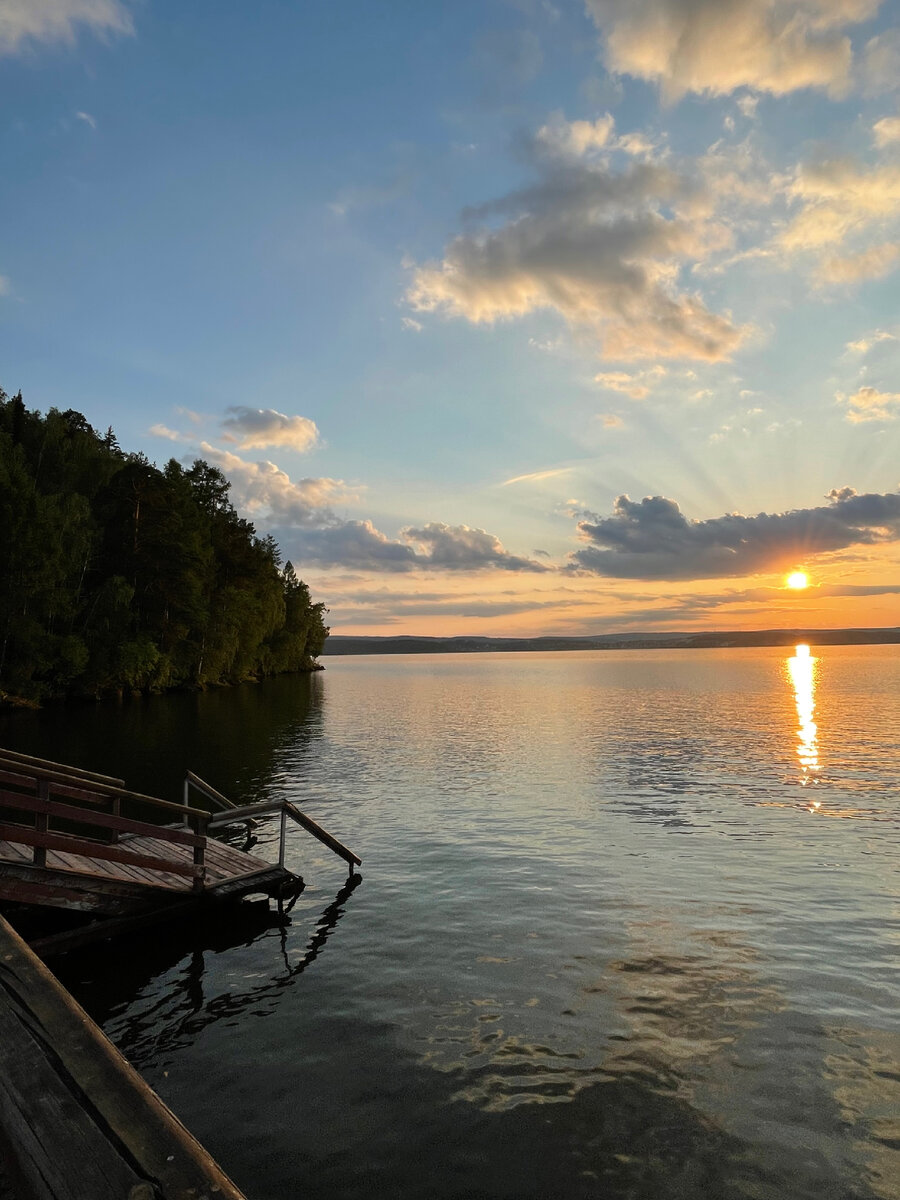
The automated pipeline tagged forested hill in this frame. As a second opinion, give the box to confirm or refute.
[0,389,328,704]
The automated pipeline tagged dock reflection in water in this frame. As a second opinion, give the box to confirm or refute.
[53,874,362,1071]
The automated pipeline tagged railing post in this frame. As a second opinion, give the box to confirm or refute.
[183,778,191,828]
[33,780,49,868]
[110,796,120,844]
[193,813,207,891]
[278,807,288,868]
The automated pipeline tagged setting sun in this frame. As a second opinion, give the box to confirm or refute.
[786,571,810,590]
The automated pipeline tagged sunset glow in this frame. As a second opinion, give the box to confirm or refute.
[2,3,900,637]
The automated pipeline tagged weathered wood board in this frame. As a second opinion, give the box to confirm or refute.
[0,914,247,1200]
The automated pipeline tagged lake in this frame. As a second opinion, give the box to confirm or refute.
[1,646,898,1200]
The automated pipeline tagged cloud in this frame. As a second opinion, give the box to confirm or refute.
[599,413,625,428]
[148,424,183,441]
[736,93,760,118]
[281,520,550,573]
[844,329,896,354]
[594,365,666,398]
[197,444,354,527]
[838,385,900,422]
[873,115,900,146]
[402,523,550,571]
[0,275,10,297]
[862,30,900,94]
[502,467,572,486]
[0,0,133,56]
[816,242,900,285]
[74,110,96,130]
[585,0,880,101]
[401,316,423,332]
[407,132,746,362]
[197,444,549,574]
[220,406,320,452]
[569,486,900,579]
[533,111,615,159]
[782,158,900,251]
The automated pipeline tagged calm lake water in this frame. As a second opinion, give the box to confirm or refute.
[2,647,899,1200]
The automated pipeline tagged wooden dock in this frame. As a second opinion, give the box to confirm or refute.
[0,748,359,931]
[0,911,247,1200]
[0,747,363,1198]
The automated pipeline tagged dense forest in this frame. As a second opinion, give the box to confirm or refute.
[0,388,328,704]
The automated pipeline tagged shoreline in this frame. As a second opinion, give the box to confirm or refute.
[322,626,900,655]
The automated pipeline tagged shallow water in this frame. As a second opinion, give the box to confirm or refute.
[2,646,898,1200]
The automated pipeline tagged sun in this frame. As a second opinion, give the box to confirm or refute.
[786,571,809,590]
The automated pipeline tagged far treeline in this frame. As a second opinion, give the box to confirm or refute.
[0,389,328,704]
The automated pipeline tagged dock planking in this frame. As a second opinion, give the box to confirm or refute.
[0,912,247,1200]
[0,748,317,919]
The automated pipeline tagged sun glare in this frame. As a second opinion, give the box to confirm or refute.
[786,571,809,590]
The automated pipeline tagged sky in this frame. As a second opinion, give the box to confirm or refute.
[1,0,899,636]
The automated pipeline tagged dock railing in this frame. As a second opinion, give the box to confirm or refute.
[0,750,212,890]
[204,793,362,876]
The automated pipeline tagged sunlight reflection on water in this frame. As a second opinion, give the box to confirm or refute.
[5,646,899,1200]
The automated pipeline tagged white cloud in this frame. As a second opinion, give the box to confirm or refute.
[585,0,881,101]
[594,366,666,398]
[844,329,896,354]
[220,406,320,453]
[599,413,625,428]
[862,30,900,95]
[0,275,10,297]
[736,93,760,118]
[401,316,423,332]
[816,242,900,285]
[197,443,355,526]
[534,111,615,159]
[148,424,182,441]
[408,138,745,362]
[0,0,133,56]
[502,467,572,486]
[784,159,900,249]
[74,110,97,129]
[873,115,900,146]
[775,157,900,284]
[838,385,900,422]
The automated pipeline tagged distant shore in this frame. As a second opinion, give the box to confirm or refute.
[322,628,900,655]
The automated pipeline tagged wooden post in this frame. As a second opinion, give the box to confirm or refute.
[278,807,287,868]
[192,812,207,891]
[33,780,48,868]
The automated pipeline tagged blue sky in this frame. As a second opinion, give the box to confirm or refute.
[2,0,900,634]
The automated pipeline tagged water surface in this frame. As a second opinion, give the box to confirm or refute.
[2,646,898,1200]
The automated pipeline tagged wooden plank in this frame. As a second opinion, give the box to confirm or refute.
[0,748,124,788]
[0,914,247,1200]
[0,998,145,1200]
[0,861,181,912]
[0,762,208,822]
[0,770,107,807]
[185,770,237,810]
[0,825,202,880]
[0,792,204,847]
